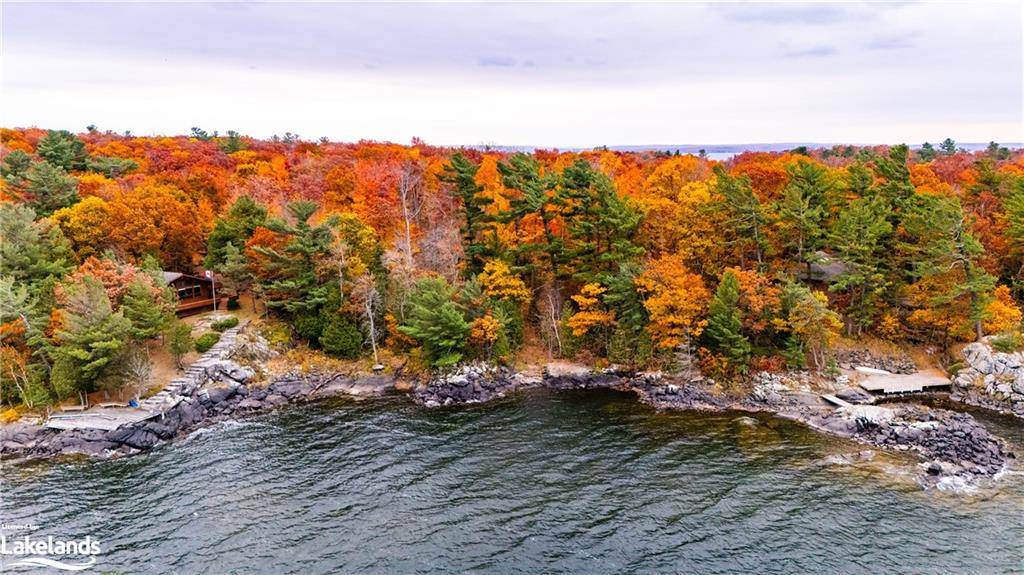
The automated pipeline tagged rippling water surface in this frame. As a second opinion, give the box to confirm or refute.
[3,390,1024,574]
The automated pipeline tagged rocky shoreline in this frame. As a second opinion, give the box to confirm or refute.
[951,341,1024,419]
[411,363,1015,487]
[0,351,1017,489]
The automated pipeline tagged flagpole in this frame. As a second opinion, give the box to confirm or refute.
[208,270,217,313]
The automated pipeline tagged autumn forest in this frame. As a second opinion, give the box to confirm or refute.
[2,126,1023,409]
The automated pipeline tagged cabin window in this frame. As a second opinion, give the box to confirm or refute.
[177,284,202,299]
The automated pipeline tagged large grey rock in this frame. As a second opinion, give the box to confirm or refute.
[106,427,160,450]
[835,387,874,404]
[205,360,256,384]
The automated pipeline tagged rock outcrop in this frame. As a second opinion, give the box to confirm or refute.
[951,341,1024,418]
[412,363,532,407]
[801,403,1013,485]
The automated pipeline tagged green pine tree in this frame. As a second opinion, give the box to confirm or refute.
[498,153,563,280]
[24,161,79,216]
[440,153,493,277]
[51,277,132,398]
[251,200,338,319]
[778,159,831,269]
[122,278,175,342]
[0,203,75,300]
[166,321,193,370]
[713,165,766,269]
[36,130,88,172]
[827,196,893,335]
[398,277,470,368]
[902,196,995,342]
[558,159,644,285]
[204,196,268,268]
[704,270,751,372]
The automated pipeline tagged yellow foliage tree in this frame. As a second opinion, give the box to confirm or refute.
[469,312,501,354]
[983,285,1022,334]
[567,283,615,337]
[52,196,111,260]
[786,288,843,369]
[634,254,710,350]
[478,260,531,304]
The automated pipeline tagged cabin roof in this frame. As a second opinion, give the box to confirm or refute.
[162,271,213,285]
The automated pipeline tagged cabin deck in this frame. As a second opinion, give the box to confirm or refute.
[176,296,230,314]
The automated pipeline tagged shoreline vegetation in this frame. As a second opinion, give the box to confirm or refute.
[1,128,1023,489]
[0,323,1015,490]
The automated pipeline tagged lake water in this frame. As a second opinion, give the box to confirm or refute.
[3,390,1024,574]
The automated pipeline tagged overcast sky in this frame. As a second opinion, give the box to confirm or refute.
[2,1,1021,147]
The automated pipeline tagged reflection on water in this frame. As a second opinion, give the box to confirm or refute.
[3,389,1023,574]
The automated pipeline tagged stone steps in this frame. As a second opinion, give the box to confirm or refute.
[140,321,249,414]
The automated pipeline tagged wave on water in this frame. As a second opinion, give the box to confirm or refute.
[934,475,981,494]
[181,419,268,443]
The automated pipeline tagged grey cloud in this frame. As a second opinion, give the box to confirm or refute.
[478,55,518,68]
[783,45,839,58]
[866,35,916,51]
[714,3,853,24]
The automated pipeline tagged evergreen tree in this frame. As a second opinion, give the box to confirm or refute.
[51,277,132,397]
[1002,177,1024,288]
[903,196,995,341]
[218,130,247,154]
[703,270,751,371]
[204,196,268,268]
[713,165,766,269]
[939,138,958,156]
[842,162,875,201]
[86,156,139,178]
[319,313,363,358]
[827,197,892,335]
[872,144,915,208]
[398,277,471,367]
[558,159,644,284]
[778,160,830,268]
[918,142,937,162]
[36,130,88,172]
[251,200,338,318]
[0,150,33,183]
[498,153,563,280]
[24,162,79,216]
[121,277,175,342]
[0,204,74,300]
[166,321,192,370]
[986,141,1011,161]
[440,152,493,277]
[219,242,253,305]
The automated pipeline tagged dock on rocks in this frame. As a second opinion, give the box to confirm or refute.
[856,369,951,395]
[44,321,249,432]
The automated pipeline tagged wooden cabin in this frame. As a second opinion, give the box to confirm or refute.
[163,272,228,316]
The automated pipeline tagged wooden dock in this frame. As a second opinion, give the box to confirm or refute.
[45,408,161,431]
[857,371,951,395]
